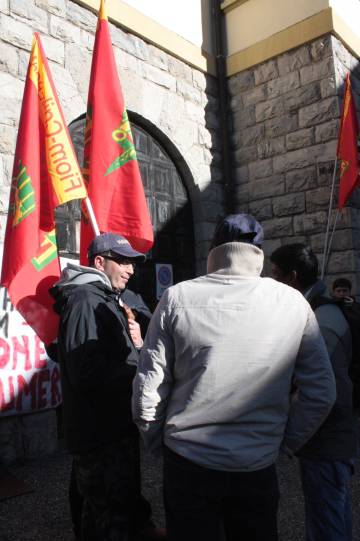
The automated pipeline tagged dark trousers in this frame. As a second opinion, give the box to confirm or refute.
[300,458,354,541]
[163,446,279,541]
[72,436,152,541]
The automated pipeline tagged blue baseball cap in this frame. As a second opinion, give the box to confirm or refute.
[87,233,146,261]
[211,214,264,249]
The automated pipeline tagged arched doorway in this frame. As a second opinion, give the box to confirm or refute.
[55,114,195,310]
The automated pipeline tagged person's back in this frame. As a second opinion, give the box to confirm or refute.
[133,215,336,541]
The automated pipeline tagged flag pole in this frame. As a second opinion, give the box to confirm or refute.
[85,197,100,236]
[321,157,337,279]
[322,209,340,279]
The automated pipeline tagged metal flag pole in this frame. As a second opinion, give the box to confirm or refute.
[322,208,340,279]
[85,197,100,236]
[321,157,338,279]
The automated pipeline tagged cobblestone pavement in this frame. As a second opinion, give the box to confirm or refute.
[0,443,359,540]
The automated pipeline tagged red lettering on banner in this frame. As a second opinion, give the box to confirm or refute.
[3,376,15,411]
[0,338,10,369]
[34,336,47,369]
[12,336,31,371]
[51,365,61,407]
[37,369,50,409]
[16,373,38,411]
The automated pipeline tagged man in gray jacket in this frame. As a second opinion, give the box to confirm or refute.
[133,214,336,541]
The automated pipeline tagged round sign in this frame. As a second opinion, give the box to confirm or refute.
[157,265,172,286]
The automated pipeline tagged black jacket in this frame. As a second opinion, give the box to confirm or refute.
[51,265,140,454]
[297,280,358,461]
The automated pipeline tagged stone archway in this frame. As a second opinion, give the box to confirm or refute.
[55,113,195,309]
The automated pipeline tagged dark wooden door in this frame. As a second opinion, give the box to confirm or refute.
[56,115,195,310]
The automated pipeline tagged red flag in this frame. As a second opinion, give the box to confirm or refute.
[80,0,153,263]
[0,33,87,344]
[337,73,360,209]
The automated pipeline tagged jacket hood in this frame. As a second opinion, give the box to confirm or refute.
[207,241,264,276]
[50,263,113,314]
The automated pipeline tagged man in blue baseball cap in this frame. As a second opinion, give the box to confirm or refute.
[50,232,165,541]
[133,213,335,541]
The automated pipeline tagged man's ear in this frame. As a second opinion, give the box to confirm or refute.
[94,255,105,272]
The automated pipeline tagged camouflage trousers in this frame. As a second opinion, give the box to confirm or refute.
[73,435,151,541]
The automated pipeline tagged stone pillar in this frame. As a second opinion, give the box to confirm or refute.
[228,35,360,293]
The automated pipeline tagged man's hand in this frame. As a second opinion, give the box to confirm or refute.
[128,319,143,348]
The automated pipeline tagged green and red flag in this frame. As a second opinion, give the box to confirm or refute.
[80,0,153,263]
[337,73,360,209]
[0,33,87,344]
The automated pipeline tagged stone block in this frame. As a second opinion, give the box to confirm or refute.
[10,0,48,31]
[41,33,65,64]
[254,59,279,85]
[233,106,256,129]
[310,35,333,62]
[281,236,307,245]
[35,0,66,16]
[277,45,311,75]
[333,37,351,69]
[0,40,18,75]
[204,94,219,114]
[265,113,298,137]
[168,56,193,83]
[262,238,282,257]
[237,124,265,147]
[50,15,81,44]
[249,198,273,221]
[234,165,249,185]
[273,143,329,174]
[283,81,321,112]
[311,229,353,252]
[197,125,212,148]
[286,166,317,192]
[267,72,300,99]
[294,211,327,235]
[249,158,273,180]
[249,174,285,199]
[242,84,267,107]
[320,76,337,98]
[228,69,254,94]
[192,70,207,92]
[0,185,10,211]
[299,97,339,128]
[315,119,339,144]
[233,145,258,165]
[0,0,9,13]
[0,124,16,154]
[0,13,34,50]
[262,216,293,238]
[177,78,201,104]
[50,62,86,124]
[306,187,331,212]
[65,44,91,98]
[327,250,355,274]
[66,0,97,30]
[317,160,336,186]
[144,64,176,92]
[300,57,334,85]
[255,96,284,122]
[286,128,314,150]
[273,192,305,216]
[111,26,149,62]
[257,136,285,159]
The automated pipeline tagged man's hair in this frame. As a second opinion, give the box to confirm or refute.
[270,244,318,289]
[332,277,352,291]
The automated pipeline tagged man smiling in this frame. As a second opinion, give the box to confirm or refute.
[50,232,162,541]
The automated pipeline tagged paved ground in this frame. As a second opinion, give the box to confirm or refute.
[0,442,359,540]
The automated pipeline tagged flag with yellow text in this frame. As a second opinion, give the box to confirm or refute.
[337,73,360,209]
[80,0,153,263]
[0,33,87,344]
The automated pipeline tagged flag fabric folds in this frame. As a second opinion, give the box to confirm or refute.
[337,73,360,209]
[80,0,153,263]
[0,33,87,344]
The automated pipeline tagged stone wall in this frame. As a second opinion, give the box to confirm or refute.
[228,34,360,293]
[0,0,223,274]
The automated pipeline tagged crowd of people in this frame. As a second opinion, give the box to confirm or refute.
[50,215,359,541]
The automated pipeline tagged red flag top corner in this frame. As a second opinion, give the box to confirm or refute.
[80,0,154,264]
[0,33,87,344]
[337,73,360,209]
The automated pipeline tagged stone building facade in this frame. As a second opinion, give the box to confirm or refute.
[1,0,360,463]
